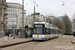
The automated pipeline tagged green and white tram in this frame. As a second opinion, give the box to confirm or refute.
[32,22,59,40]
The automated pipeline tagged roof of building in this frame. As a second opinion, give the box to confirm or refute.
[6,2,22,6]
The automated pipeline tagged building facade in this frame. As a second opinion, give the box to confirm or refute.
[27,13,45,27]
[6,2,26,30]
[46,16,54,24]
[0,0,7,36]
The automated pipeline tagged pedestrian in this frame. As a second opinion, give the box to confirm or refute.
[25,30,28,38]
[16,30,19,37]
[4,30,10,42]
[73,32,75,37]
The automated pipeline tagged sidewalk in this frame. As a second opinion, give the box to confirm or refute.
[71,37,75,44]
[0,37,32,47]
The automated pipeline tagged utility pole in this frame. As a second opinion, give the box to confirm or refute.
[0,9,1,36]
[22,0,24,38]
[34,6,35,22]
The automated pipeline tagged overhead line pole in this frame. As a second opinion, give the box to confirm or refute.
[22,0,24,38]
[34,6,35,22]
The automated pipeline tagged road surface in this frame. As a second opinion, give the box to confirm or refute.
[0,35,75,50]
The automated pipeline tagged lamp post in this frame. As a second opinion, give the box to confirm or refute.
[16,15,18,29]
[34,6,35,22]
[13,22,15,39]
[22,0,24,38]
[13,15,18,39]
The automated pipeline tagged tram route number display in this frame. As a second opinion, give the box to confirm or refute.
[35,25,43,27]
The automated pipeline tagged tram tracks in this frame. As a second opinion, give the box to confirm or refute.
[48,37,73,50]
[0,36,74,50]
[14,41,41,50]
[15,42,33,50]
[48,37,67,50]
[15,36,63,50]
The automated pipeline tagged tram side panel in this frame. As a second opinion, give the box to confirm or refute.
[49,29,54,39]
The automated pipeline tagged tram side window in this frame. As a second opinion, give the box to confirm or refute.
[57,30,59,34]
[48,28,50,34]
[55,30,58,34]
[45,28,49,34]
[50,29,53,34]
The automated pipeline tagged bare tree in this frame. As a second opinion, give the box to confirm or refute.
[53,17,63,29]
[62,15,72,34]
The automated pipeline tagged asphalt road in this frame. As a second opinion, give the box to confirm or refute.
[0,35,75,50]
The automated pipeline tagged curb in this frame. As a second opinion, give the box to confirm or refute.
[0,40,32,48]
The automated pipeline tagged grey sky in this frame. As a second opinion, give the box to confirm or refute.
[6,0,75,20]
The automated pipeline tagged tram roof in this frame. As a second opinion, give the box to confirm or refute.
[34,22,59,30]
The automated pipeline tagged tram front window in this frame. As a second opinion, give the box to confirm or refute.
[34,25,43,34]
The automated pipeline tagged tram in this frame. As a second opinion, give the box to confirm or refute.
[32,22,59,40]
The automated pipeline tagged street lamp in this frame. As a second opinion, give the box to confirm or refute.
[22,0,24,38]
[13,15,18,39]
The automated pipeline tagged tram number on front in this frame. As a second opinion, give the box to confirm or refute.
[37,35,39,38]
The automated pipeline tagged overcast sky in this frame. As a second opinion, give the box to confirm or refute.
[6,0,75,20]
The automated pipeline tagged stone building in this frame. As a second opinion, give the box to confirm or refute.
[27,13,45,27]
[0,0,7,36]
[6,2,26,30]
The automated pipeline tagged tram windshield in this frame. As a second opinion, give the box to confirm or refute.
[34,25,43,34]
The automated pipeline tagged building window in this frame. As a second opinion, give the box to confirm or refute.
[37,16,39,17]
[10,25,11,28]
[7,25,10,28]
[7,9,8,11]
[8,18,10,20]
[13,18,14,20]
[14,6,17,8]
[21,10,22,13]
[15,18,16,20]
[11,9,12,12]
[13,14,14,16]
[20,14,22,17]
[11,18,13,20]
[7,13,9,16]
[9,13,10,16]
[8,5,11,8]
[14,22,17,24]
[11,14,12,16]
[13,6,15,8]
[8,9,10,12]
[13,10,14,12]
[15,10,17,12]
[15,14,16,16]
